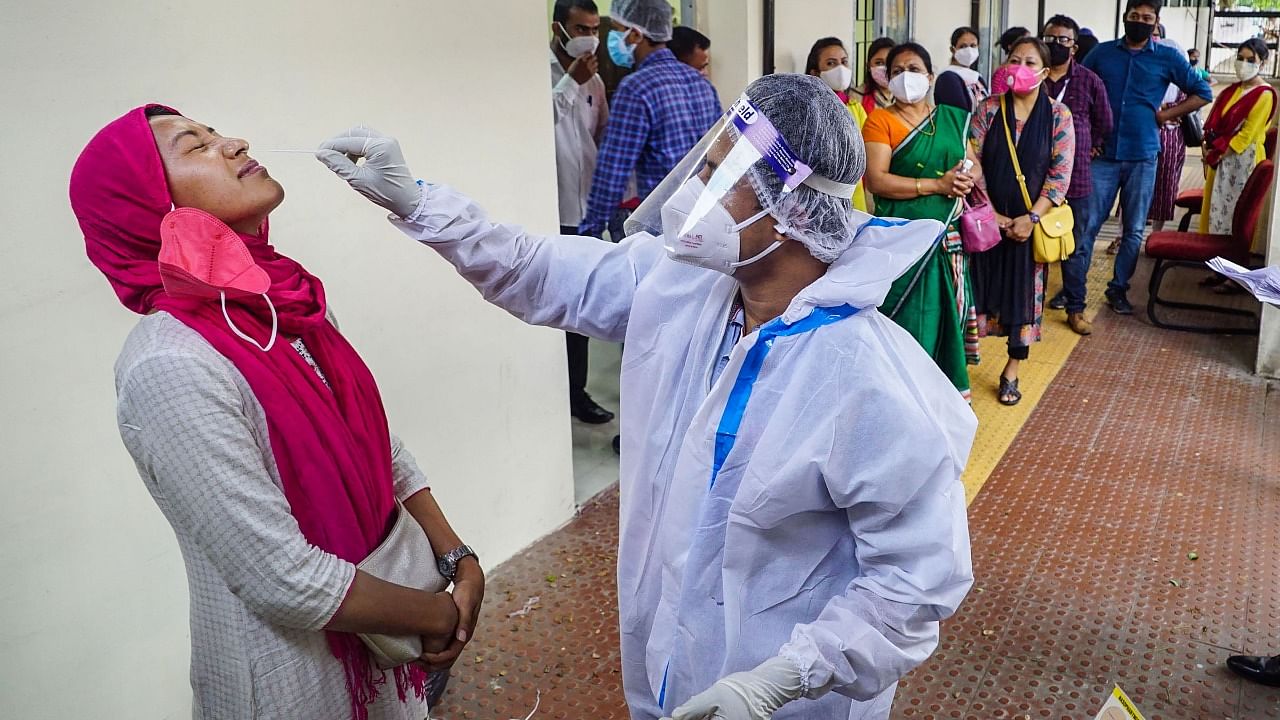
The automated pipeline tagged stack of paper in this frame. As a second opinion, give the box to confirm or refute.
[1206,257,1280,306]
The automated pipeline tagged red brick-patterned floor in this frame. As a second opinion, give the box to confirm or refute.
[433,256,1279,720]
[892,257,1280,720]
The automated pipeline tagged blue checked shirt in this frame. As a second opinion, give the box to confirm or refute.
[579,48,722,236]
[1083,38,1212,162]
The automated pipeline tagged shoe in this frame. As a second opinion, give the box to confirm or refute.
[1048,291,1067,310]
[571,394,615,424]
[1067,312,1093,335]
[1227,654,1280,687]
[612,435,621,454]
[1105,289,1134,315]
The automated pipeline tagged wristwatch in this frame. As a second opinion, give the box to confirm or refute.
[1028,211,1041,225]
[437,544,478,581]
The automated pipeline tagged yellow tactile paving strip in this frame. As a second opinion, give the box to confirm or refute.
[960,238,1114,503]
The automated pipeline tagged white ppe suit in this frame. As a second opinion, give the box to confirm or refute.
[391,184,976,720]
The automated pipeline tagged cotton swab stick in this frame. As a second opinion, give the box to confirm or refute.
[259,149,317,154]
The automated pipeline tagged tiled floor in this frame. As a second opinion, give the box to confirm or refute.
[892,246,1279,720]
[429,487,625,719]
[432,214,1279,719]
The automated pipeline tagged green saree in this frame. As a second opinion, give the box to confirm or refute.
[874,104,978,398]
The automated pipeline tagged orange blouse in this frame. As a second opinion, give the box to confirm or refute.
[861,108,913,149]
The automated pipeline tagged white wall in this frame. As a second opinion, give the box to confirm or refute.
[703,0,765,107]
[912,0,972,78]
[0,1,575,717]
[773,0,855,75]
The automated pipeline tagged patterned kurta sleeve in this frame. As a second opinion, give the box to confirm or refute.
[1042,103,1076,205]
[968,97,1000,161]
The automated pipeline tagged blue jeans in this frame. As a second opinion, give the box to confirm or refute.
[1060,191,1096,314]
[1084,157,1158,297]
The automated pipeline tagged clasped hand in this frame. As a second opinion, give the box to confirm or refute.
[417,560,485,672]
[995,213,1035,242]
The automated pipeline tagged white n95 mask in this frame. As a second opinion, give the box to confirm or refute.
[563,33,599,58]
[662,176,782,275]
[889,71,931,104]
[820,65,854,93]
[954,46,981,67]
[1236,59,1260,81]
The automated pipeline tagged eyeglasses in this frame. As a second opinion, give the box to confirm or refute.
[1041,35,1075,46]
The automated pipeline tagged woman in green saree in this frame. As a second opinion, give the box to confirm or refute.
[863,42,982,400]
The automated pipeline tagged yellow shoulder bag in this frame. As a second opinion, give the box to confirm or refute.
[1001,94,1075,263]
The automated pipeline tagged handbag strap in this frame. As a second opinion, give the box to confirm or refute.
[1001,94,1036,214]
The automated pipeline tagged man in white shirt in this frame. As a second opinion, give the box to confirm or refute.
[551,0,613,424]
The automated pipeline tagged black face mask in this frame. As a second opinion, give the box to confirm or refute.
[1048,43,1072,67]
[1190,57,1200,66]
[1124,20,1155,44]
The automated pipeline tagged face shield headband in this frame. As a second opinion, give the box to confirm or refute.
[629,95,859,274]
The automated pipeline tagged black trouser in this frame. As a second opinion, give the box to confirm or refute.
[562,225,590,403]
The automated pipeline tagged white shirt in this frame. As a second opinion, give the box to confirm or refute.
[551,51,609,228]
[1157,37,1187,105]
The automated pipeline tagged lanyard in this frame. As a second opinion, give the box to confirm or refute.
[1054,77,1071,103]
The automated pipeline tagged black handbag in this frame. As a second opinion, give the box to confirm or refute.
[1181,110,1204,148]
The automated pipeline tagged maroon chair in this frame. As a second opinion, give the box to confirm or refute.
[1144,159,1274,334]
[1174,188,1203,232]
[1175,131,1276,232]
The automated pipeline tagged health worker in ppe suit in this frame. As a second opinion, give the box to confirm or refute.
[316,73,976,720]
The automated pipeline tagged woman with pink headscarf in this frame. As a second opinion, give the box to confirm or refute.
[69,105,483,720]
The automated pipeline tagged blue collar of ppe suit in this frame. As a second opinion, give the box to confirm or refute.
[709,303,861,488]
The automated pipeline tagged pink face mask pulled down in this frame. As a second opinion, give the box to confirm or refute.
[158,207,278,351]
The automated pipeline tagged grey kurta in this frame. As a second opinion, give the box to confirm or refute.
[115,312,431,720]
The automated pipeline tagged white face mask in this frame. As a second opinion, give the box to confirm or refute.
[562,32,599,58]
[1236,59,1260,81]
[662,177,783,275]
[889,71,931,104]
[819,64,854,92]
[954,46,980,67]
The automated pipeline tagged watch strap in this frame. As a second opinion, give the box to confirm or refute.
[437,544,478,580]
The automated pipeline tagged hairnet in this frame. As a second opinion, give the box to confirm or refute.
[612,0,674,43]
[742,73,867,263]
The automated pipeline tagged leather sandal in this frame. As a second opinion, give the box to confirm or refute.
[999,376,1022,406]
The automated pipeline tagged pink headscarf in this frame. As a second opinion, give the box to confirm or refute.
[69,106,424,718]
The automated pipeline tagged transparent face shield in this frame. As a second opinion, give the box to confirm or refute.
[626,95,858,273]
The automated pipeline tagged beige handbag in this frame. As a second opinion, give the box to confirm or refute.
[356,502,450,669]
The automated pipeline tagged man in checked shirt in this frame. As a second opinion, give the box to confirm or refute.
[578,0,722,243]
